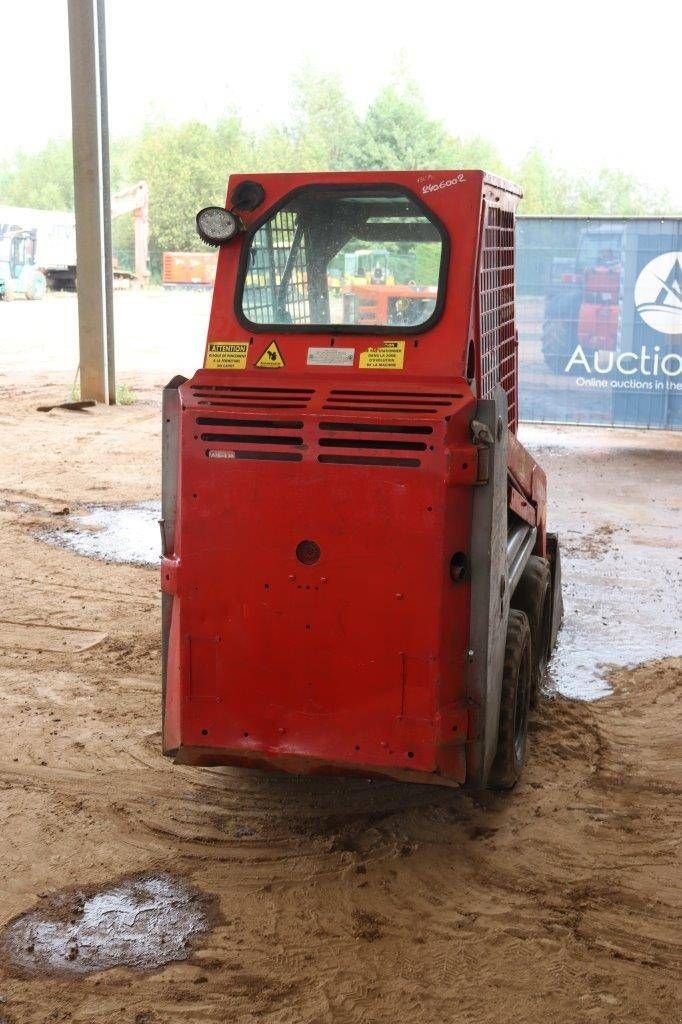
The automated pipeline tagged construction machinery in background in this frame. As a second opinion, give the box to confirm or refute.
[162,251,218,288]
[542,225,623,371]
[328,248,395,290]
[161,170,563,791]
[341,281,438,328]
[0,227,47,300]
[0,208,74,297]
[0,182,149,298]
[110,181,150,286]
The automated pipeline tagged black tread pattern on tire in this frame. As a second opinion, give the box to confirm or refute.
[489,609,531,791]
[511,555,551,708]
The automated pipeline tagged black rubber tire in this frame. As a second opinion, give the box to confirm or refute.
[489,609,532,790]
[511,555,552,708]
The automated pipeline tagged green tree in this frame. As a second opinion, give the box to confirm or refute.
[251,126,298,172]
[290,68,360,170]
[0,137,130,211]
[349,82,453,170]
[0,139,75,209]
[516,147,570,214]
[445,134,508,176]
[569,168,674,216]
[128,116,250,251]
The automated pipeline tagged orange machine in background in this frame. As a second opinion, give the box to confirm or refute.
[162,251,217,287]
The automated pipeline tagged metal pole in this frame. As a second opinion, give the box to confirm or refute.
[97,0,116,404]
[67,0,111,403]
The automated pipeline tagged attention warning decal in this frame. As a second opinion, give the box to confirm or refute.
[255,341,285,368]
[359,340,405,370]
[204,341,249,370]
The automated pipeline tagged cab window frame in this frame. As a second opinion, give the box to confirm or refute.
[234,183,450,336]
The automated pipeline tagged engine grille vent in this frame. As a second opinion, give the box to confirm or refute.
[319,421,432,435]
[199,414,304,462]
[317,419,432,468]
[192,385,313,411]
[318,455,420,468]
[323,388,459,415]
[189,385,462,469]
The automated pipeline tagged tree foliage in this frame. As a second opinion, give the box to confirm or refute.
[0,70,676,254]
[128,118,250,251]
[0,139,75,210]
[289,68,360,171]
[348,83,453,170]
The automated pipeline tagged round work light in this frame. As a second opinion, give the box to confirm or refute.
[195,206,240,246]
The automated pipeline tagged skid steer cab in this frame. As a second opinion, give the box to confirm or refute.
[161,170,563,790]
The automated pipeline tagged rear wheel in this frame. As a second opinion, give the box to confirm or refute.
[489,609,532,790]
[512,555,552,707]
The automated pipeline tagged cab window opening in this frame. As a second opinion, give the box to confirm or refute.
[240,188,446,332]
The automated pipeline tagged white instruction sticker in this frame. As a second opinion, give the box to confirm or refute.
[307,347,355,366]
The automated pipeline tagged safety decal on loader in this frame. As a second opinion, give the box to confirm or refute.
[359,340,405,370]
[255,341,285,368]
[204,342,249,370]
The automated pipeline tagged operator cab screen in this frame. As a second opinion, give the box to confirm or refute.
[238,188,445,331]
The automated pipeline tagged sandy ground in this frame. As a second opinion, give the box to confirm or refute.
[0,372,680,1023]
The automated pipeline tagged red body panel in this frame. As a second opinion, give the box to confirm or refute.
[163,376,476,782]
[163,170,548,786]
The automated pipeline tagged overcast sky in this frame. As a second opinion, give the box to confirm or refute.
[3,0,680,203]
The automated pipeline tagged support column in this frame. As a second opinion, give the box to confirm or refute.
[67,0,115,403]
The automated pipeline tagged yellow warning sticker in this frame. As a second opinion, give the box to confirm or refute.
[358,339,405,370]
[255,340,285,368]
[204,341,248,370]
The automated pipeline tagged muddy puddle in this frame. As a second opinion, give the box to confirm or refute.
[40,500,161,566]
[522,427,682,701]
[549,541,681,700]
[2,873,216,976]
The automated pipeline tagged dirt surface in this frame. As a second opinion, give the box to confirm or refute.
[0,381,680,1023]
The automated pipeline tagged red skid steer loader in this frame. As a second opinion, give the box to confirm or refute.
[161,170,563,790]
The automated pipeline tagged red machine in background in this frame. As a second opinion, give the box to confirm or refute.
[576,264,621,349]
[342,281,438,328]
[161,170,562,790]
[542,226,624,371]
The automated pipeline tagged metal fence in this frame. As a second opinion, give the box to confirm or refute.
[516,217,682,430]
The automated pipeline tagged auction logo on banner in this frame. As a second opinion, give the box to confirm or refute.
[634,251,682,335]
